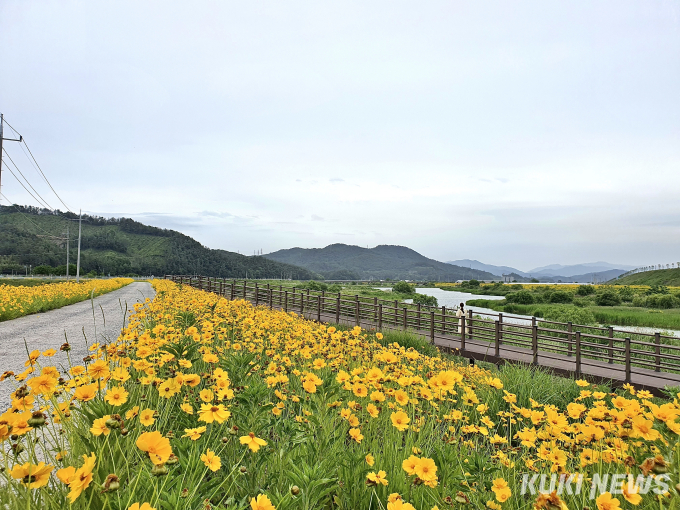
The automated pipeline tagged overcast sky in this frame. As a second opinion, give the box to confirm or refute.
[1,1,678,271]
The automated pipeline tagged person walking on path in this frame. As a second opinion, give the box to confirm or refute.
[456,302,471,336]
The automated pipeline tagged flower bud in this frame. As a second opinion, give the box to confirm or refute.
[166,454,179,465]
[151,464,169,476]
[291,485,301,496]
[181,488,189,498]
[105,418,121,429]
[239,466,247,474]
[102,474,120,492]
[27,412,46,428]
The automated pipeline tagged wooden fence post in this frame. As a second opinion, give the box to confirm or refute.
[655,332,661,372]
[336,296,341,324]
[355,296,360,327]
[255,283,259,306]
[374,297,378,324]
[575,332,581,377]
[494,320,500,357]
[417,304,421,330]
[300,290,304,317]
[279,285,283,306]
[625,337,631,383]
[441,306,446,335]
[498,312,503,345]
[243,281,247,300]
[468,309,473,339]
[230,282,235,300]
[532,324,538,365]
[284,291,288,313]
[379,304,383,331]
[608,327,614,364]
[403,307,407,331]
[567,321,573,357]
[460,315,466,351]
[269,288,273,309]
[430,311,435,344]
[317,294,321,322]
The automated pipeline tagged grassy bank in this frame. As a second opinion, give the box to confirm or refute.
[614,268,680,287]
[466,298,680,330]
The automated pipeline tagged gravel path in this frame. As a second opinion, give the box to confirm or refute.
[0,282,155,411]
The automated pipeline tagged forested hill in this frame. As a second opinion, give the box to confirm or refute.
[0,205,320,279]
[264,244,496,281]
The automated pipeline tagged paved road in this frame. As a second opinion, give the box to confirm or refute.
[0,282,155,411]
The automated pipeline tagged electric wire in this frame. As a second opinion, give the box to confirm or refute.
[2,149,55,210]
[2,117,74,213]
[0,192,67,240]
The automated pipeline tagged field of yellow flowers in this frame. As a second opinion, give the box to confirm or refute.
[0,278,134,322]
[1,279,679,510]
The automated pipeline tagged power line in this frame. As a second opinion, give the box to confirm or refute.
[2,148,55,210]
[2,154,56,211]
[0,192,67,240]
[2,116,74,213]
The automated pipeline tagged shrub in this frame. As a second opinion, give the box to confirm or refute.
[411,293,438,307]
[392,281,415,294]
[646,294,678,309]
[576,285,596,296]
[617,286,634,302]
[540,305,597,325]
[631,296,646,307]
[548,290,573,304]
[32,265,53,275]
[595,290,622,306]
[303,280,329,291]
[530,278,539,283]
[506,290,534,304]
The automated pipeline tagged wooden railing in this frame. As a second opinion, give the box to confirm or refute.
[165,276,680,393]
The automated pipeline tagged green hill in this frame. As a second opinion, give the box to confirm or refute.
[0,205,320,279]
[263,243,497,281]
[612,268,680,287]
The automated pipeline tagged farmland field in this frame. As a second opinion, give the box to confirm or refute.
[0,279,678,510]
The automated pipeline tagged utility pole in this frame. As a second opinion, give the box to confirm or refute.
[66,224,69,281]
[76,210,82,282]
[0,113,23,203]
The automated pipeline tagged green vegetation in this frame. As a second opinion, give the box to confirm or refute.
[613,267,680,286]
[392,281,415,294]
[0,205,319,279]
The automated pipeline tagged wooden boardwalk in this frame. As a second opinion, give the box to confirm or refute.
[167,276,680,397]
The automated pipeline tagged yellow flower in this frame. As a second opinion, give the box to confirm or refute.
[596,492,620,510]
[201,448,221,471]
[366,470,388,486]
[136,431,172,465]
[414,457,437,482]
[365,453,375,466]
[139,409,156,427]
[90,415,111,436]
[10,461,53,489]
[198,403,231,424]
[250,494,276,510]
[64,453,97,502]
[73,383,98,402]
[199,389,214,402]
[128,504,156,510]
[390,411,410,432]
[240,432,267,452]
[349,427,364,443]
[621,478,642,506]
[105,386,129,406]
[182,426,207,440]
[180,403,194,414]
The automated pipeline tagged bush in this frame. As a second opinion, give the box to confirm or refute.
[595,290,622,307]
[530,278,539,283]
[411,293,438,307]
[303,280,329,292]
[392,281,415,294]
[506,290,534,304]
[617,286,634,302]
[576,285,596,296]
[573,297,589,308]
[646,294,678,309]
[33,265,53,275]
[540,306,597,325]
[548,290,573,304]
[632,296,646,307]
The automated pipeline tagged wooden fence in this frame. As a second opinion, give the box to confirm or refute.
[165,276,680,394]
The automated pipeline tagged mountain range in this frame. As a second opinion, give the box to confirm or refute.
[264,244,494,281]
[447,259,634,282]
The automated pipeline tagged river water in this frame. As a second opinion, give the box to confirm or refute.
[376,287,680,338]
